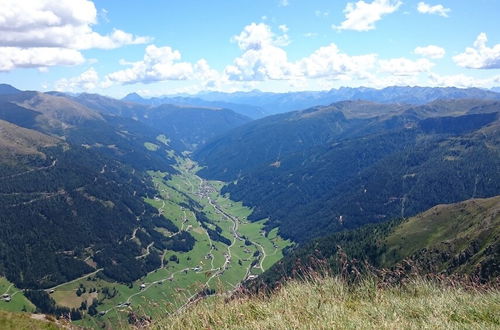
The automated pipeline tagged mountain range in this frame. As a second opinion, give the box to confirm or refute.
[127,86,500,115]
[0,83,498,326]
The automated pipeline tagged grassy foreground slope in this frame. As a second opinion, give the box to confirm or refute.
[0,310,62,330]
[156,276,499,329]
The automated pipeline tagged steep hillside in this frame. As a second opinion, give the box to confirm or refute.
[0,92,103,133]
[0,119,59,158]
[0,96,183,289]
[195,105,368,181]
[195,100,499,242]
[0,143,179,289]
[73,93,148,118]
[0,310,64,329]
[255,196,500,289]
[140,104,251,150]
[195,99,499,181]
[68,93,252,151]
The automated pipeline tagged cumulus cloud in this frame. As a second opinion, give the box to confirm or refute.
[379,58,434,76]
[0,47,84,71]
[0,0,150,71]
[453,33,500,69]
[105,45,194,84]
[298,44,377,79]
[54,67,100,91]
[225,23,381,82]
[333,0,402,32]
[225,23,295,81]
[414,45,445,59]
[417,2,450,17]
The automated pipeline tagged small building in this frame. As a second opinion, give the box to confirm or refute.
[140,284,146,290]
[2,294,9,299]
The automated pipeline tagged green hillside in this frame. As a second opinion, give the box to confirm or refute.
[255,196,500,289]
[0,310,63,330]
[380,196,500,277]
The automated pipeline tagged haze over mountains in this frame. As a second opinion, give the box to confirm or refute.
[125,86,500,116]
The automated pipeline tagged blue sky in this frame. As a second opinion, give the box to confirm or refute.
[1,0,499,97]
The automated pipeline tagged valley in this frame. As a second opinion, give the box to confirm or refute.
[0,84,498,329]
[2,1,500,327]
[22,155,290,328]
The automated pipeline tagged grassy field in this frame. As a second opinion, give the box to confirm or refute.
[0,310,62,330]
[48,156,291,328]
[156,275,500,329]
[0,278,35,313]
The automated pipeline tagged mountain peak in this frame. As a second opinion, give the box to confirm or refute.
[0,84,21,95]
[123,92,145,102]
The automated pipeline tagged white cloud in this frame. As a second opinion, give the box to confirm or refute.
[0,0,150,71]
[225,24,380,82]
[0,47,84,72]
[303,32,318,38]
[105,45,195,84]
[225,23,295,81]
[414,45,445,59]
[334,0,402,32]
[453,33,500,69]
[417,2,450,17]
[298,44,377,79]
[55,67,100,91]
[279,24,289,33]
[379,58,434,76]
[428,73,500,88]
[279,0,289,7]
[315,10,329,17]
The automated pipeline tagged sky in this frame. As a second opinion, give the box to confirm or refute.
[1,0,500,97]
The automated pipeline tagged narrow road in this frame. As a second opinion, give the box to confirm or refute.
[0,159,57,180]
[46,268,103,291]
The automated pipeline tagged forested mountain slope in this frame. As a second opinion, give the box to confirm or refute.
[195,100,500,242]
[254,196,500,288]
[0,92,188,289]
[69,93,252,151]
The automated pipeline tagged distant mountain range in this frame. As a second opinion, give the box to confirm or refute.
[122,92,269,119]
[128,86,500,115]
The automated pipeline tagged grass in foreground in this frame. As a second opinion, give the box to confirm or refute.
[155,275,500,329]
[0,310,61,330]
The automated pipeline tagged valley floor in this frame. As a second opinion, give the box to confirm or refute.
[38,156,290,328]
[157,275,500,329]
